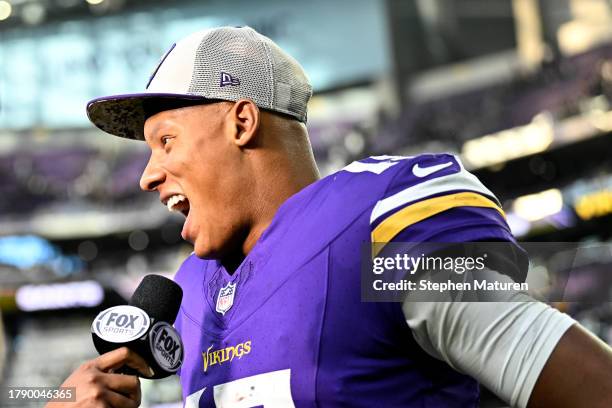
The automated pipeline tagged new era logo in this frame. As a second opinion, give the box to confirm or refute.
[220,72,240,87]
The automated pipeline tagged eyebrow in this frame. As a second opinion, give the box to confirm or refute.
[145,121,174,143]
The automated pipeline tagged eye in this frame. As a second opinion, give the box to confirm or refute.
[161,136,173,146]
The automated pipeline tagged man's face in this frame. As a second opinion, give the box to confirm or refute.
[140,103,248,259]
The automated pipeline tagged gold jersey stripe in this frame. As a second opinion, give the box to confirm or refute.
[371,191,505,253]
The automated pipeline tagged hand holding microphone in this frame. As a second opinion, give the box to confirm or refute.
[45,347,149,408]
[46,274,183,408]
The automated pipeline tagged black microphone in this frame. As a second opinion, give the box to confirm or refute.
[91,274,184,379]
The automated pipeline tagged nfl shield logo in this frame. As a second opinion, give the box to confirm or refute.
[216,282,236,315]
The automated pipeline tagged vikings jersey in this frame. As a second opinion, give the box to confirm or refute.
[173,154,519,407]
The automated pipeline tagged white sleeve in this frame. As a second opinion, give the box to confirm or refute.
[402,272,576,408]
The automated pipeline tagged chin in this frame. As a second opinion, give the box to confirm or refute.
[192,235,223,260]
[191,225,242,260]
[193,242,214,260]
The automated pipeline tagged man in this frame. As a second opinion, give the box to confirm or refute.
[51,27,612,407]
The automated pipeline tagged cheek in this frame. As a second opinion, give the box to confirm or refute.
[182,158,229,219]
[187,134,245,220]
[192,148,241,199]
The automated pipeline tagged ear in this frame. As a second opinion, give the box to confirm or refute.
[229,99,260,147]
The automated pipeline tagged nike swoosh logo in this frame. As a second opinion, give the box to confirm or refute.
[412,161,453,178]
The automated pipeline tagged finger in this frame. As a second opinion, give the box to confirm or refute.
[95,347,154,378]
[100,372,141,400]
[102,389,140,408]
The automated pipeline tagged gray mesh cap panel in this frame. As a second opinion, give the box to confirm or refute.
[266,39,312,121]
[187,27,312,122]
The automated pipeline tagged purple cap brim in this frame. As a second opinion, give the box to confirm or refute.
[86,93,216,140]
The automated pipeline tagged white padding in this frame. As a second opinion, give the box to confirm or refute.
[403,270,575,408]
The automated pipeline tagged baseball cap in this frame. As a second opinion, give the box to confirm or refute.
[86,26,313,140]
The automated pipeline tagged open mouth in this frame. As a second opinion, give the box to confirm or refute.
[166,194,190,217]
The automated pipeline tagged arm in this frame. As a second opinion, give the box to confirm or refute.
[402,270,612,407]
[403,294,573,407]
[402,271,612,408]
[528,323,612,408]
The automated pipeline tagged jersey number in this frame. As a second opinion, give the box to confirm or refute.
[186,369,295,408]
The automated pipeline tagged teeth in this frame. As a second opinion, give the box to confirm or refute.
[166,194,186,212]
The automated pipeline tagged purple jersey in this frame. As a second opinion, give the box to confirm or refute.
[173,154,517,407]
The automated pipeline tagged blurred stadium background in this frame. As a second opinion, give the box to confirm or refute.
[1,0,612,407]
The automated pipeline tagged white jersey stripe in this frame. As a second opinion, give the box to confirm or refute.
[370,169,498,225]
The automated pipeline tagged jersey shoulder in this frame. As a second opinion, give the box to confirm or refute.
[366,153,501,225]
[343,153,512,245]
[332,153,499,213]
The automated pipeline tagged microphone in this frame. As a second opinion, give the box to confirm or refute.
[91,274,184,379]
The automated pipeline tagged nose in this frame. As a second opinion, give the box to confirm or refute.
[139,154,166,192]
